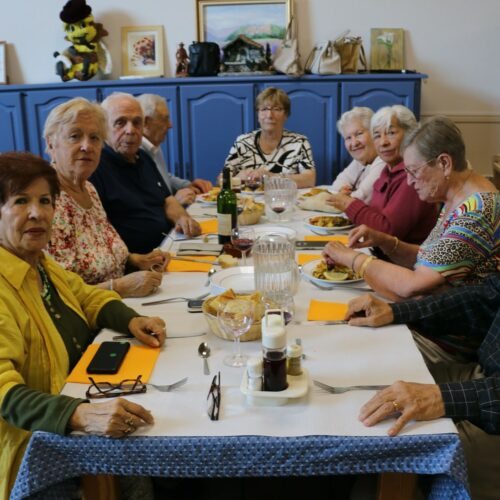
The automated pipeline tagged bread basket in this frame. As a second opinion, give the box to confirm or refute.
[202,294,263,342]
[237,200,265,226]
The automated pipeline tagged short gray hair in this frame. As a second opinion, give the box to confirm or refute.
[44,97,107,153]
[402,115,467,172]
[371,105,417,140]
[101,92,142,117]
[137,93,166,118]
[337,107,373,136]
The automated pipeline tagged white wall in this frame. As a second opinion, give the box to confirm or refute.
[2,0,499,174]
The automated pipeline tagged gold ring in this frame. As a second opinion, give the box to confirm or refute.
[125,418,134,426]
[392,400,400,412]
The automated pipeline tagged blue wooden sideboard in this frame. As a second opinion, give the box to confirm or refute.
[0,73,426,184]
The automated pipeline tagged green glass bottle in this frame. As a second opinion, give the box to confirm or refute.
[217,167,238,244]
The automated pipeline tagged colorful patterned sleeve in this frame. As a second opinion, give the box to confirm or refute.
[416,192,500,285]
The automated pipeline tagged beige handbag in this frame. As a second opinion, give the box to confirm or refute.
[273,17,303,76]
[334,35,367,73]
[304,41,341,75]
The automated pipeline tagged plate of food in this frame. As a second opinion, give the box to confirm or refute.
[198,187,220,205]
[298,187,332,200]
[302,259,364,285]
[304,215,353,233]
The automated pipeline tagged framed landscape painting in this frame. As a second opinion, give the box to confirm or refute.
[370,28,404,71]
[196,0,292,54]
[121,25,164,77]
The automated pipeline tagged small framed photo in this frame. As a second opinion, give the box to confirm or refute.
[0,42,7,85]
[370,28,405,71]
[121,26,164,77]
[196,0,291,55]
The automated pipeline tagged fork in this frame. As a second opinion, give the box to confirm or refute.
[313,379,388,394]
[141,292,210,306]
[309,280,372,292]
[147,377,188,392]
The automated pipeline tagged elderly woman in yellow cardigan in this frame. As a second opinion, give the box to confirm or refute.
[0,152,166,499]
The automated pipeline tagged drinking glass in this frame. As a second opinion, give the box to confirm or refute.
[244,176,262,192]
[264,176,297,222]
[231,227,255,266]
[217,300,255,367]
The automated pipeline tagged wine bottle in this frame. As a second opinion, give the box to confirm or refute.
[217,167,238,244]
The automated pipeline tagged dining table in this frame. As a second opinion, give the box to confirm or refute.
[11,191,470,499]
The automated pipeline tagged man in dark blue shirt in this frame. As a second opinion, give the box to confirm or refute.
[345,274,500,500]
[90,92,200,254]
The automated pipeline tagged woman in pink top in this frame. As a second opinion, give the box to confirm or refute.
[45,98,169,298]
[326,105,437,244]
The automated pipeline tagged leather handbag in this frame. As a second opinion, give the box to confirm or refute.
[187,42,220,76]
[334,35,367,73]
[273,17,303,76]
[304,41,341,75]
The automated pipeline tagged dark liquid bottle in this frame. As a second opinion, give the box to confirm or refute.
[262,311,288,392]
[217,167,238,244]
[263,350,288,391]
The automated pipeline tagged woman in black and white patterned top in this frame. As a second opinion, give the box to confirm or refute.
[223,88,316,188]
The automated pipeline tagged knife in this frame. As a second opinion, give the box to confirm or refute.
[171,256,220,265]
[313,380,389,393]
[112,332,207,341]
[295,320,348,326]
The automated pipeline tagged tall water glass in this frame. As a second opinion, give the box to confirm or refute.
[253,234,300,321]
[264,176,297,223]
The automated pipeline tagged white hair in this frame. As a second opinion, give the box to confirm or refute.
[371,105,417,137]
[137,93,167,118]
[337,107,373,136]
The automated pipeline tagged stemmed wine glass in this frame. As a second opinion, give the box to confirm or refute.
[269,193,288,222]
[231,227,255,266]
[217,300,255,367]
[244,176,262,193]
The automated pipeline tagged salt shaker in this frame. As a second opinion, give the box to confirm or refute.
[246,357,263,391]
[287,343,303,376]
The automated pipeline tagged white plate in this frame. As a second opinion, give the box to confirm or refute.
[210,266,255,294]
[197,195,218,206]
[304,215,354,234]
[241,368,309,405]
[253,225,297,243]
[302,259,364,285]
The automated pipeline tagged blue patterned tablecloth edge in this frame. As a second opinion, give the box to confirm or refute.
[11,432,470,500]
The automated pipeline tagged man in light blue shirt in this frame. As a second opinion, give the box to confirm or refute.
[138,94,212,205]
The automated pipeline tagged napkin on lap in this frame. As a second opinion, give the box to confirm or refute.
[307,299,348,321]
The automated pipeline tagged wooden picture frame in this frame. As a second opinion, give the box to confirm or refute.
[0,42,7,85]
[196,0,292,55]
[121,26,164,77]
[370,28,405,71]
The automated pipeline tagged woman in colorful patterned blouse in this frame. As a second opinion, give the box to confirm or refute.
[223,87,316,188]
[323,116,499,302]
[45,98,169,298]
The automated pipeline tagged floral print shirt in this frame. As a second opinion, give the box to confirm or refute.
[48,182,129,284]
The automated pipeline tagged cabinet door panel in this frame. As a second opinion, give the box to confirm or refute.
[180,84,254,183]
[0,92,26,152]
[101,86,181,177]
[25,88,98,158]
[340,81,417,169]
[259,82,339,184]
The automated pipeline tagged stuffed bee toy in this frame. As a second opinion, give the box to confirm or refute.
[54,0,111,81]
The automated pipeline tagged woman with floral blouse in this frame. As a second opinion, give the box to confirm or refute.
[45,98,169,297]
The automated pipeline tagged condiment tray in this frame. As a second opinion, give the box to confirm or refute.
[240,368,309,406]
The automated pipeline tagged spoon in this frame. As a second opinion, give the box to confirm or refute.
[204,267,217,286]
[198,342,211,375]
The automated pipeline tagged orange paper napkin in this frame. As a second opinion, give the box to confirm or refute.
[307,299,348,321]
[297,254,322,265]
[66,344,160,384]
[199,219,218,234]
[304,235,349,244]
[166,255,217,272]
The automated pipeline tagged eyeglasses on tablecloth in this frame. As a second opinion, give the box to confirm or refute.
[86,375,147,399]
[207,371,221,421]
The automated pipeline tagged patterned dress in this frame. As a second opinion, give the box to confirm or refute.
[48,182,129,284]
[416,192,500,285]
[224,129,316,176]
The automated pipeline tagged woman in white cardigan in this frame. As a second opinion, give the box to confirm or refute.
[332,107,385,203]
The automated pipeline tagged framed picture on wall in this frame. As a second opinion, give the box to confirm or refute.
[196,0,292,55]
[0,42,7,84]
[370,28,404,71]
[121,26,164,77]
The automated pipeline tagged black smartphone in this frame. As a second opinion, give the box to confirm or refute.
[295,240,327,249]
[187,299,204,313]
[87,342,130,374]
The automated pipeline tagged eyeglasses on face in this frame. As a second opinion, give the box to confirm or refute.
[86,375,147,399]
[207,371,221,421]
[404,155,439,179]
[258,107,285,114]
